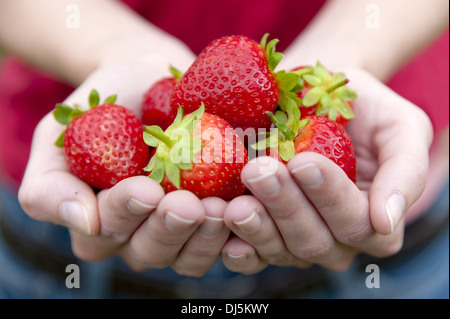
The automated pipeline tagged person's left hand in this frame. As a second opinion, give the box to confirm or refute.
[219,68,433,274]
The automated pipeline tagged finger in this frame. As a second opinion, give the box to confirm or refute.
[369,102,433,235]
[221,236,267,275]
[96,176,164,243]
[171,197,230,277]
[287,152,374,246]
[121,190,205,271]
[357,218,406,258]
[344,68,434,236]
[241,156,355,270]
[224,195,309,268]
[18,113,100,235]
[241,158,331,256]
[57,176,165,262]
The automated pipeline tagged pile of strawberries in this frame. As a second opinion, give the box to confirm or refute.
[54,34,357,200]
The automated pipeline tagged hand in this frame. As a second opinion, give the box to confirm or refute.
[220,68,433,274]
[18,61,231,277]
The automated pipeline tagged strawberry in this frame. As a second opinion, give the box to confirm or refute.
[252,115,356,182]
[141,66,183,130]
[143,103,248,200]
[170,34,303,132]
[293,62,357,128]
[53,89,150,189]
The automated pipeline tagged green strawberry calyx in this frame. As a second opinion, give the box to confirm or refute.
[169,65,183,80]
[251,110,310,162]
[253,33,309,157]
[260,33,304,111]
[143,103,204,189]
[296,61,357,121]
[53,89,117,147]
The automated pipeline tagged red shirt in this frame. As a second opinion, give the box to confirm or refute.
[0,0,448,190]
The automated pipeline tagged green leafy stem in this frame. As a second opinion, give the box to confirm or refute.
[143,104,204,189]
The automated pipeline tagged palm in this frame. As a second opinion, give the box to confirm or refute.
[344,68,432,195]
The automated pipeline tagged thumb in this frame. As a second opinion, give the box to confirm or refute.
[344,68,433,236]
[369,105,432,236]
[18,113,100,236]
[370,150,430,236]
[19,171,99,236]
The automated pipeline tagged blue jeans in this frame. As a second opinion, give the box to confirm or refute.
[0,182,448,299]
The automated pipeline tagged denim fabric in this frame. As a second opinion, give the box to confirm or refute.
[304,225,449,299]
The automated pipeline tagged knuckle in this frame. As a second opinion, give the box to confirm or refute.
[291,241,334,261]
[414,161,429,190]
[109,213,132,227]
[361,231,405,259]
[189,248,220,259]
[149,228,190,248]
[71,241,108,263]
[110,233,130,245]
[246,231,278,248]
[339,222,374,246]
[373,238,404,258]
[126,261,149,273]
[323,257,355,272]
[143,258,172,270]
[17,184,43,221]
[414,105,433,137]
[172,266,206,278]
[128,245,172,270]
[264,254,296,266]
[269,201,299,222]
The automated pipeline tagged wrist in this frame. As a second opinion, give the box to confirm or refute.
[98,31,195,73]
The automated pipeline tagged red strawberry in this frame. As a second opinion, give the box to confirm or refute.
[141,66,182,130]
[170,34,302,131]
[143,104,248,200]
[293,62,357,128]
[53,89,150,189]
[253,114,356,183]
[293,116,356,182]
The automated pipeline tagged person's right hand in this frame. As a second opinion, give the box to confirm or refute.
[18,61,231,278]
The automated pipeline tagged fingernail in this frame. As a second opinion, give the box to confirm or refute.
[234,210,261,234]
[59,201,91,235]
[165,211,196,232]
[127,198,156,215]
[226,253,248,264]
[198,216,224,238]
[290,164,324,189]
[385,192,406,234]
[245,172,280,198]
